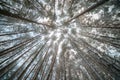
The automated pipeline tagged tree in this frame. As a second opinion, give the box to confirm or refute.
[0,0,120,80]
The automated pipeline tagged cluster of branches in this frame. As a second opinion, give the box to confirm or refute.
[0,0,120,80]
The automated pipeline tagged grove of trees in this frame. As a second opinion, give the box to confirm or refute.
[0,0,120,80]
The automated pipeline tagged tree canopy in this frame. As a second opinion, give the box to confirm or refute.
[0,0,120,80]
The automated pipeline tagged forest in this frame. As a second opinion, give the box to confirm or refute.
[0,0,120,80]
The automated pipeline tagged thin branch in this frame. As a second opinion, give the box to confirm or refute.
[0,9,52,27]
[66,0,109,23]
[0,30,35,36]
